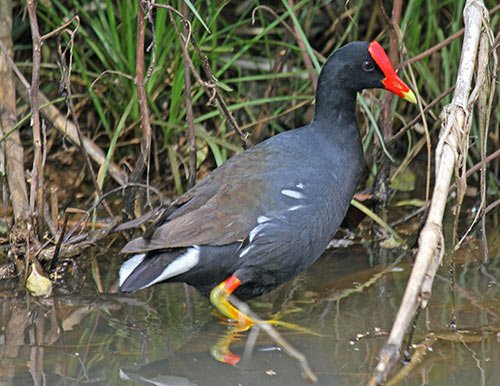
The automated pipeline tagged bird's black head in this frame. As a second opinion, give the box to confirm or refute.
[314,41,415,123]
[319,41,416,101]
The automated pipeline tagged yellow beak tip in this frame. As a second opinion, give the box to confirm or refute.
[403,89,417,104]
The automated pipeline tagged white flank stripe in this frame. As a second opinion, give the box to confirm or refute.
[257,215,271,224]
[239,245,254,258]
[288,205,304,211]
[249,223,266,242]
[281,189,304,199]
[119,253,146,286]
[147,246,200,288]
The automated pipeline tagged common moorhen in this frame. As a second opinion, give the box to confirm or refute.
[119,41,415,324]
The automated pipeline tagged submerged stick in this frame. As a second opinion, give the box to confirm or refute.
[229,295,318,384]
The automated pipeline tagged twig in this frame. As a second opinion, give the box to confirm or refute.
[252,5,296,37]
[373,0,403,211]
[15,83,127,186]
[399,4,500,68]
[0,38,127,187]
[150,3,250,149]
[384,336,438,386]
[27,0,44,235]
[36,183,163,262]
[286,0,318,89]
[190,35,251,148]
[124,1,153,218]
[55,20,114,219]
[455,21,497,255]
[49,211,69,272]
[390,148,500,227]
[390,87,454,143]
[484,198,500,215]
[41,15,79,41]
[404,49,432,203]
[250,5,295,140]
[0,39,29,88]
[180,2,197,188]
[66,182,164,242]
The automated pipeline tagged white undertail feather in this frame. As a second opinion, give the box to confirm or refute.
[119,253,146,287]
[143,246,200,289]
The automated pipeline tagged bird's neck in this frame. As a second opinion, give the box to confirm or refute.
[312,84,357,128]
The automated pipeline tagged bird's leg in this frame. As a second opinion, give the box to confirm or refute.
[209,274,254,327]
[210,274,323,365]
[209,274,255,365]
[210,274,323,333]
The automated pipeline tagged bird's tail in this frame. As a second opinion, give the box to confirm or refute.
[119,246,200,292]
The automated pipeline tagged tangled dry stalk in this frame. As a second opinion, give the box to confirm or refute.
[370,0,497,384]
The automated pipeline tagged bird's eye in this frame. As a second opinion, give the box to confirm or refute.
[362,60,374,72]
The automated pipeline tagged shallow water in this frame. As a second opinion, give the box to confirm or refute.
[0,234,499,385]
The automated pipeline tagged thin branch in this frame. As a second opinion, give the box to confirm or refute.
[181,2,197,189]
[153,3,251,149]
[399,3,500,68]
[124,1,153,218]
[373,0,403,214]
[286,0,318,89]
[390,87,454,142]
[0,37,127,186]
[41,15,79,41]
[55,22,114,218]
[390,147,500,228]
[27,0,44,235]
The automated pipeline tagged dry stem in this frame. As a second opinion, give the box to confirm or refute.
[124,1,153,218]
[0,0,29,224]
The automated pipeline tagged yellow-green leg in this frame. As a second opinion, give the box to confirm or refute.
[209,274,322,365]
[209,274,254,326]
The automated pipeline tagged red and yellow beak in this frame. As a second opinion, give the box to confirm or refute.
[368,41,416,103]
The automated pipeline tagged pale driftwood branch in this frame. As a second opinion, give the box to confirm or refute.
[369,1,493,384]
[0,36,127,187]
[15,84,127,186]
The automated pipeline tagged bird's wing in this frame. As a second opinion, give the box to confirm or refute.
[121,146,278,253]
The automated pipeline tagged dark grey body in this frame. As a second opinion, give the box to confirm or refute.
[121,118,363,299]
[119,41,387,300]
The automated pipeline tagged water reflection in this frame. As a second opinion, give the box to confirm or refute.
[0,238,499,385]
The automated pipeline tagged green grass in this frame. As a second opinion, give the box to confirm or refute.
[12,0,499,199]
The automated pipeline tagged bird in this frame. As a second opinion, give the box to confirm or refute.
[118,41,416,327]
